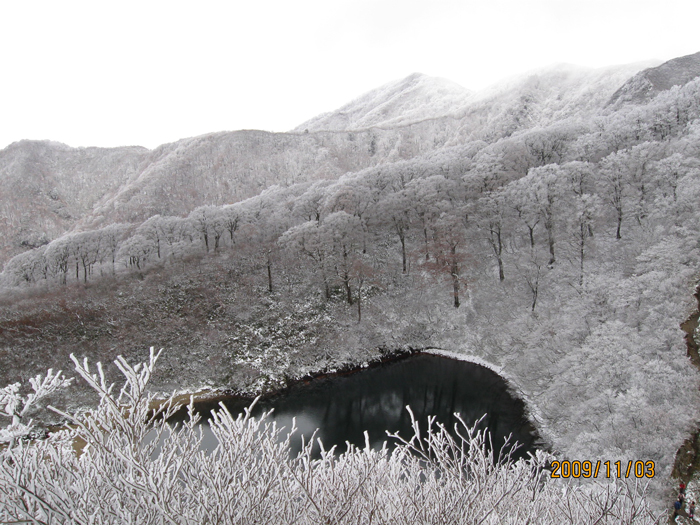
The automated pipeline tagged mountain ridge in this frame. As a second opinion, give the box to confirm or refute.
[294,73,474,132]
[293,62,655,142]
[609,51,700,106]
[0,55,687,267]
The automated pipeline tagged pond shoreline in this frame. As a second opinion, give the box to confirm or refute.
[161,346,425,414]
[157,346,547,458]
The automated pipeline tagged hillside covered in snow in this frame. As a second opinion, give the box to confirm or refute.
[0,60,654,267]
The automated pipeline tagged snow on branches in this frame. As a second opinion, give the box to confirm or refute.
[0,368,72,444]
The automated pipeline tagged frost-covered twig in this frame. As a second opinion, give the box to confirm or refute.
[0,368,72,444]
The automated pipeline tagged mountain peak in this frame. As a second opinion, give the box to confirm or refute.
[294,73,473,132]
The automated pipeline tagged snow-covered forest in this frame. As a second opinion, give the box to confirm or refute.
[2,52,700,520]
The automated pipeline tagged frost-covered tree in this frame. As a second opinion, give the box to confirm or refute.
[568,193,600,287]
[98,222,131,275]
[208,207,227,252]
[117,234,153,270]
[323,211,363,305]
[136,215,165,259]
[152,216,193,259]
[279,220,332,299]
[44,237,72,284]
[429,212,467,308]
[504,179,540,251]
[2,246,47,285]
[0,368,72,445]
[522,126,569,167]
[292,180,335,222]
[406,175,459,261]
[322,176,377,254]
[189,205,218,253]
[375,190,412,274]
[527,165,562,265]
[69,230,101,283]
[599,151,630,240]
[221,204,242,243]
[477,191,509,282]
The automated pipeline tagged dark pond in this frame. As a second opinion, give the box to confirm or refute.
[187,353,540,459]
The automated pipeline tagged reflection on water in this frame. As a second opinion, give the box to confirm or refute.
[184,354,539,458]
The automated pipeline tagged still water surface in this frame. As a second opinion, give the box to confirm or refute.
[188,353,539,458]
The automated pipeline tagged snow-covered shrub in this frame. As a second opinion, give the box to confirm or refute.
[0,350,663,523]
[0,367,72,445]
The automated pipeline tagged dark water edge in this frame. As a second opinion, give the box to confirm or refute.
[176,351,542,459]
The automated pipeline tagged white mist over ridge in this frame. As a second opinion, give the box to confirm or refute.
[295,61,657,135]
[294,73,474,132]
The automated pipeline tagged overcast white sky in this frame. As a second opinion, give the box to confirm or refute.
[1,0,698,151]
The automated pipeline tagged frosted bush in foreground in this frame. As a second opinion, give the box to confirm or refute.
[0,349,663,524]
[0,367,72,445]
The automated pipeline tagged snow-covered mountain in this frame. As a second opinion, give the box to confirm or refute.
[456,61,658,135]
[0,125,448,263]
[0,140,148,264]
[609,50,700,106]
[0,56,678,266]
[294,73,474,132]
[294,62,654,143]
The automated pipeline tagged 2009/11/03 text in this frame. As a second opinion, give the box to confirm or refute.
[550,460,655,479]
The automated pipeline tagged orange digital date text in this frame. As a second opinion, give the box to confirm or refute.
[549,460,655,479]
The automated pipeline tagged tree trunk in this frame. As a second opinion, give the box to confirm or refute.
[423,225,430,261]
[451,244,460,308]
[322,270,330,300]
[400,233,407,274]
[343,249,353,305]
[579,223,585,287]
[344,276,353,305]
[266,252,273,293]
[489,223,505,281]
[546,218,556,266]
[526,265,540,312]
[531,286,538,312]
[528,225,535,249]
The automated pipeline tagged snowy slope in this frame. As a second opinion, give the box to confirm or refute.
[0,126,440,264]
[294,73,474,132]
[448,61,658,139]
[295,63,652,141]
[609,51,700,106]
[0,60,658,265]
[0,140,148,263]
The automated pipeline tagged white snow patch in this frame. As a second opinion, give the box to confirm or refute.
[424,348,504,374]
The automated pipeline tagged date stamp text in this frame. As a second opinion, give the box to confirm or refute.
[549,460,655,479]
